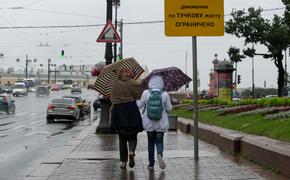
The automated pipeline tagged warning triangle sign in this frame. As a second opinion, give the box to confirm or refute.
[97,20,121,43]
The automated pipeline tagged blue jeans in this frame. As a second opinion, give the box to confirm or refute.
[147,131,164,166]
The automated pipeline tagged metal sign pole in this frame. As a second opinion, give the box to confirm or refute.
[192,36,199,160]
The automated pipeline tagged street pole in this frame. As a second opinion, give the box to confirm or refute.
[48,59,51,84]
[113,1,118,62]
[54,67,57,84]
[105,0,113,65]
[96,0,113,134]
[192,36,199,160]
[234,62,237,97]
[25,54,28,78]
[285,48,287,86]
[119,19,123,59]
[252,56,255,98]
[235,62,237,87]
[185,51,187,98]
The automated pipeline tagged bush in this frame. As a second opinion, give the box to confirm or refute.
[265,111,290,120]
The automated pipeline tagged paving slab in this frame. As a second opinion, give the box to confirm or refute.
[41,146,75,164]
[68,150,216,160]
[24,177,48,180]
[26,164,60,178]
[47,157,262,180]
[26,118,289,180]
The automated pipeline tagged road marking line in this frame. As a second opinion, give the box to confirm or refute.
[15,112,28,116]
[25,131,50,136]
[31,120,43,125]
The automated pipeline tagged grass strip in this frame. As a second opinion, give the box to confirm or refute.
[171,109,290,142]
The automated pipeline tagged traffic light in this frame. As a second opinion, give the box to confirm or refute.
[61,50,64,58]
[238,75,241,84]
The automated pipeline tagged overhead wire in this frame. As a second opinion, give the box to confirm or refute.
[0,4,286,29]
[22,7,105,19]
[0,16,39,45]
[0,6,286,30]
[21,0,46,8]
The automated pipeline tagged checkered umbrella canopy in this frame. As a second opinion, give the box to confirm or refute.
[91,57,144,96]
[141,66,192,91]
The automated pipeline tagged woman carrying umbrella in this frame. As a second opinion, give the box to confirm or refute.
[110,68,143,169]
[137,75,172,170]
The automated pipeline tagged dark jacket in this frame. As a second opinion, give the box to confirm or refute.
[111,101,143,134]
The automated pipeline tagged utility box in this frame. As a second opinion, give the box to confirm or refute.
[168,114,178,131]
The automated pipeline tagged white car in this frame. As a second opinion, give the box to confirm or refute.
[13,83,28,96]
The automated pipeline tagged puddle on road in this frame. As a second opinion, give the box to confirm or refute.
[50,131,64,136]
[62,122,75,130]
[0,128,9,132]
[0,122,16,126]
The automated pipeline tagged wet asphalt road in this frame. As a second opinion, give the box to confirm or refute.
[0,88,99,180]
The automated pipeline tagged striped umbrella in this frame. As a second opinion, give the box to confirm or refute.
[91,57,144,96]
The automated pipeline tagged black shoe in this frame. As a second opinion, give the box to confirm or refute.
[128,151,135,168]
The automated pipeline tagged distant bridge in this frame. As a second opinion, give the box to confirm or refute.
[0,71,96,86]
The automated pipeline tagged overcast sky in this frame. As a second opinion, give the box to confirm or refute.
[0,0,287,90]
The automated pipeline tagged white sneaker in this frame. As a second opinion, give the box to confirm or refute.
[157,154,166,169]
[120,162,126,169]
[147,165,154,170]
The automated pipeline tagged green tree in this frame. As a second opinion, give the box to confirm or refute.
[227,47,245,85]
[283,1,290,32]
[227,47,246,64]
[225,6,290,97]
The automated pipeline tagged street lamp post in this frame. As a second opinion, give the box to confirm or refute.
[105,0,113,65]
[113,0,120,62]
[48,59,51,84]
[96,0,114,134]
[54,66,57,84]
[25,54,31,78]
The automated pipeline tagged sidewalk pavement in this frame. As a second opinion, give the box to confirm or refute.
[25,119,288,180]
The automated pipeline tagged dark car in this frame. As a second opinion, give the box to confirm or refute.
[35,86,50,96]
[46,98,80,123]
[3,86,13,94]
[0,94,15,114]
[93,98,101,111]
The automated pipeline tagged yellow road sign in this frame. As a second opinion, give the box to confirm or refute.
[164,0,224,36]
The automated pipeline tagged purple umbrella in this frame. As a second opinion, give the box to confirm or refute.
[141,67,192,91]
